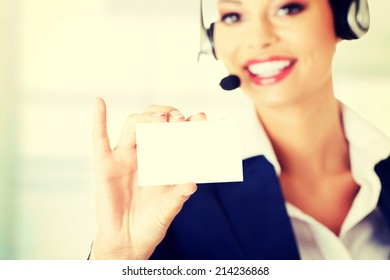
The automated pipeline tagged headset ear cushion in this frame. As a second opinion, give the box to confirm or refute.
[329,0,355,39]
[207,22,216,59]
[330,0,370,40]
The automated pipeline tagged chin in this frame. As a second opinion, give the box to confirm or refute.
[242,84,300,109]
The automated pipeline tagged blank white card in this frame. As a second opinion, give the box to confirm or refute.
[136,120,243,186]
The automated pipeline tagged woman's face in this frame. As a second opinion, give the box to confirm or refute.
[214,0,338,108]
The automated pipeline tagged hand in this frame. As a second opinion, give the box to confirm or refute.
[91,98,207,259]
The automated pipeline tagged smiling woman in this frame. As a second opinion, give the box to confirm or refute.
[88,0,390,260]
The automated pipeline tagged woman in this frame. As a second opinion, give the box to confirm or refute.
[90,0,390,259]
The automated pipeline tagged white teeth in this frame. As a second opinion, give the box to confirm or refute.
[248,60,292,77]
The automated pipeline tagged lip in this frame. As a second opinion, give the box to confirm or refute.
[243,56,297,86]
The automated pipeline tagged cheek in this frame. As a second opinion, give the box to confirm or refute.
[304,10,337,52]
[289,19,337,60]
[292,32,336,81]
[295,33,334,56]
[213,24,239,68]
[288,4,336,54]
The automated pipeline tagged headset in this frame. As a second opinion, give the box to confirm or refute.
[198,0,370,89]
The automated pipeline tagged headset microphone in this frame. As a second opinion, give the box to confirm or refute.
[219,75,241,91]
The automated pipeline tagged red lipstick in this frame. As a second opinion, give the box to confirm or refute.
[244,57,296,86]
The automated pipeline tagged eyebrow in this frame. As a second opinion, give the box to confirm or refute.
[218,0,242,4]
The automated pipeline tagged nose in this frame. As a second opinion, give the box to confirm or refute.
[245,18,278,49]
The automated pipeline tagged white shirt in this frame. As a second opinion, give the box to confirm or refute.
[228,95,390,260]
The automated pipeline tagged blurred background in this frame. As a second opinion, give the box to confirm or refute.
[0,0,389,259]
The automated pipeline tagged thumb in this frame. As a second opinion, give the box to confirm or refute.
[158,183,197,226]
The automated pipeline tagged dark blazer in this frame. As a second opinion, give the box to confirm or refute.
[150,155,390,260]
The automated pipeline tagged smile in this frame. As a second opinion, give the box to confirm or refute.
[244,57,296,86]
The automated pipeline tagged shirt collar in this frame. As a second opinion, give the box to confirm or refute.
[341,105,390,233]
[342,104,390,172]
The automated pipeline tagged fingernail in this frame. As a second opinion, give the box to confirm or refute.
[152,112,167,118]
[170,110,184,120]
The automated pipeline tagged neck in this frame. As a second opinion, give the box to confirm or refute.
[255,89,350,177]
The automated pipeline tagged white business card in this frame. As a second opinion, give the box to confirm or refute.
[136,120,243,186]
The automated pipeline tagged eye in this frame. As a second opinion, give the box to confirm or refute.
[221,12,241,25]
[276,3,305,17]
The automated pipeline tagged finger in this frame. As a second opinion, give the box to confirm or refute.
[168,110,185,122]
[144,105,185,122]
[186,112,207,122]
[158,183,198,226]
[93,97,111,159]
[115,112,167,151]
